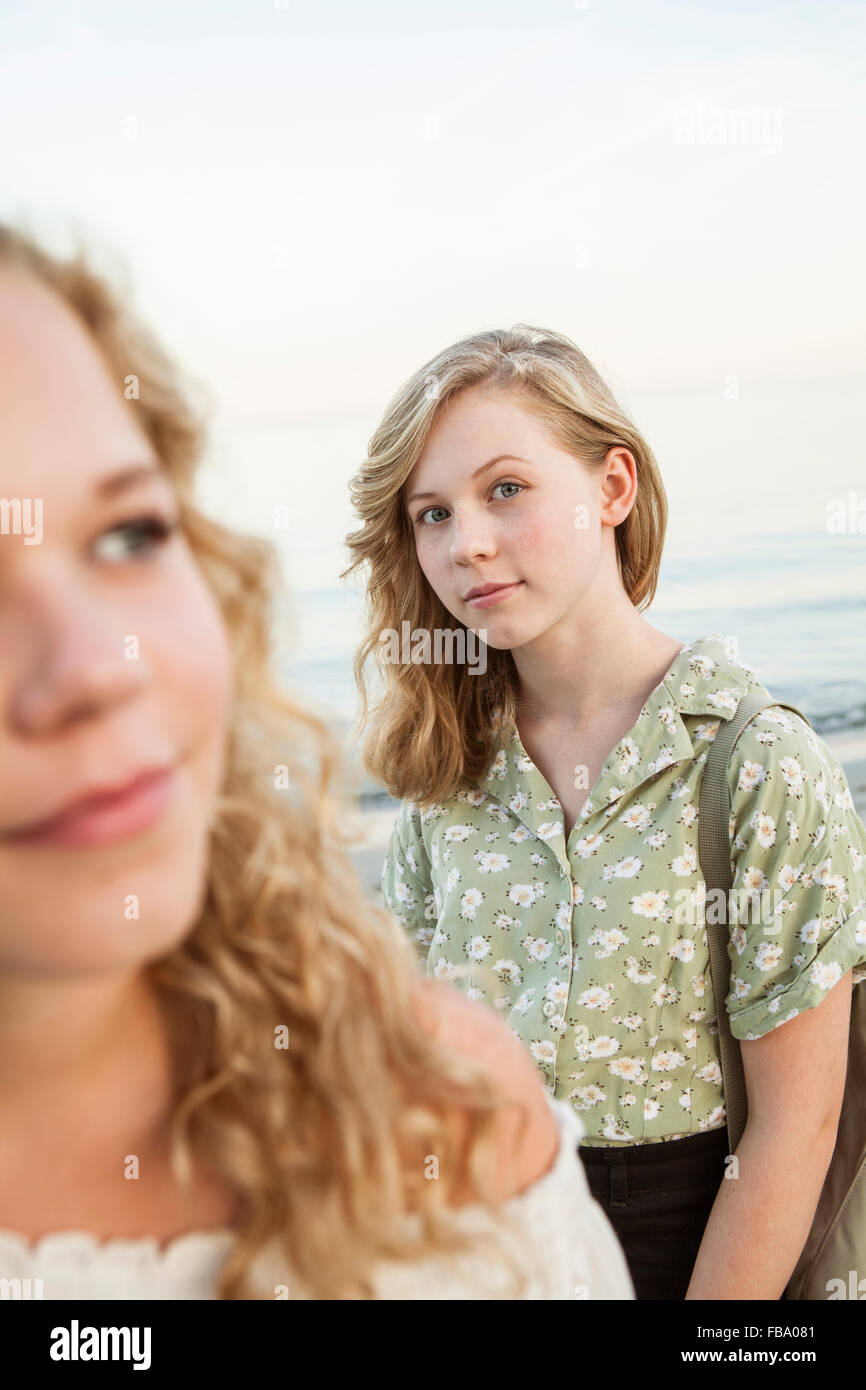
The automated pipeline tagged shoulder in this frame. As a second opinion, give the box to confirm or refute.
[726,706,838,816]
[409,978,559,1204]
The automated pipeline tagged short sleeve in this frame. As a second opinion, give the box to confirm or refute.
[381,801,436,967]
[721,707,866,1041]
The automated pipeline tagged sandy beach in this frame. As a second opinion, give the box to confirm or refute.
[345,729,866,905]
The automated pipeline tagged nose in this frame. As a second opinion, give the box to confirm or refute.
[6,589,148,736]
[447,505,498,567]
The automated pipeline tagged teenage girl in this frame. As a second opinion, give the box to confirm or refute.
[344,324,866,1299]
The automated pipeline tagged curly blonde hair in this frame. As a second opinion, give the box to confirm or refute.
[0,224,539,1300]
[341,324,669,807]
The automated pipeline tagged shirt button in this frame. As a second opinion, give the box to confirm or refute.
[555,929,565,945]
[542,1001,556,1017]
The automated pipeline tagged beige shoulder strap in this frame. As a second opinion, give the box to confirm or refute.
[698,693,812,1151]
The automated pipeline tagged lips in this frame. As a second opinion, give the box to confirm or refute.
[464,581,524,608]
[2,764,178,848]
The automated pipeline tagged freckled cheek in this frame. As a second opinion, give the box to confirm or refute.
[509,509,584,570]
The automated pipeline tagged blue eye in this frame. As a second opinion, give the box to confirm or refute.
[95,514,180,561]
[415,481,523,526]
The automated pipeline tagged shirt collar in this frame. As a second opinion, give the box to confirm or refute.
[476,633,762,872]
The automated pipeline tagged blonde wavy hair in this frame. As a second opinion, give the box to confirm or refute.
[0,225,539,1300]
[341,325,669,806]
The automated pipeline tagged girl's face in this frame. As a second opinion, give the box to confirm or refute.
[405,386,625,649]
[0,270,234,976]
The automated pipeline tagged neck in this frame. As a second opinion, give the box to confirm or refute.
[0,969,174,1152]
[512,587,682,728]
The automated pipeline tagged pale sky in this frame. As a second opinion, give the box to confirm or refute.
[2,0,863,429]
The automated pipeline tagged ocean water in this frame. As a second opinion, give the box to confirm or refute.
[200,378,865,797]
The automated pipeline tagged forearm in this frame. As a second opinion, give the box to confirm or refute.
[684,1119,836,1300]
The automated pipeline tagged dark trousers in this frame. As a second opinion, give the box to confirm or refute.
[579,1126,731,1300]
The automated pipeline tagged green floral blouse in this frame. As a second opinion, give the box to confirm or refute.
[381,634,866,1146]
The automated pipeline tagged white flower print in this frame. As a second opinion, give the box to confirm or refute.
[508,825,533,843]
[572,1085,607,1108]
[702,1106,726,1128]
[544,978,570,1005]
[651,747,678,774]
[630,889,672,921]
[624,957,656,985]
[431,958,460,981]
[493,958,522,984]
[610,855,643,879]
[465,935,491,960]
[443,824,478,843]
[521,935,553,963]
[779,756,805,796]
[670,844,697,877]
[811,960,843,990]
[737,760,766,792]
[653,981,679,1006]
[651,1049,686,1071]
[488,748,508,780]
[778,861,802,891]
[529,1040,556,1065]
[394,879,418,908]
[574,832,607,859]
[509,883,536,907]
[707,687,739,714]
[754,941,784,971]
[669,938,696,962]
[588,926,629,958]
[615,738,641,775]
[608,1056,643,1079]
[600,1115,632,1141]
[740,865,769,896]
[577,985,613,1010]
[459,887,484,920]
[474,851,510,874]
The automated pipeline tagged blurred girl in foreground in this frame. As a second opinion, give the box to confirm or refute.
[0,226,633,1300]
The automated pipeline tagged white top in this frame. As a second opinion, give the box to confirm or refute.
[0,1096,635,1300]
